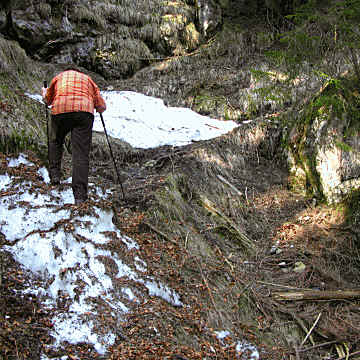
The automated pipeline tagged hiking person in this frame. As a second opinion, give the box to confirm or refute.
[42,66,106,205]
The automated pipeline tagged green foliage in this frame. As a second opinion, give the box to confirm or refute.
[266,0,360,79]
[193,94,225,113]
[319,78,360,132]
[335,140,353,152]
[254,85,285,103]
[249,69,273,81]
[332,0,360,45]
[249,0,360,119]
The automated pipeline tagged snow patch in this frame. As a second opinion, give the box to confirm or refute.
[27,90,239,149]
[1,155,183,355]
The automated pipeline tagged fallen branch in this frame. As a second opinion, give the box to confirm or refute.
[293,315,315,346]
[257,280,306,290]
[298,340,340,353]
[337,350,360,360]
[216,174,243,196]
[205,123,220,130]
[273,289,360,301]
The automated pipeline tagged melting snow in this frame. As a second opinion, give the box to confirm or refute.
[27,90,238,149]
[7,153,33,167]
[215,330,259,359]
[0,155,182,355]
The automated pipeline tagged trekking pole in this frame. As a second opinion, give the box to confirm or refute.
[99,113,126,201]
[43,81,50,161]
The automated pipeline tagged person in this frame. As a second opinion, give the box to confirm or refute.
[42,66,106,205]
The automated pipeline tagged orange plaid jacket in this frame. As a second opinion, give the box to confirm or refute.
[44,70,106,115]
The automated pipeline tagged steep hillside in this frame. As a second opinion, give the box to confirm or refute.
[1,1,360,359]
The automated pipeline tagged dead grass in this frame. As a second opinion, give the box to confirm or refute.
[128,125,360,359]
[1,117,360,359]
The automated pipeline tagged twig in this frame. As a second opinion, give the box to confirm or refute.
[15,339,19,360]
[216,174,243,196]
[223,256,234,272]
[170,147,175,174]
[0,252,3,287]
[257,280,306,290]
[298,340,340,353]
[293,315,315,346]
[335,343,349,360]
[184,231,189,249]
[237,282,253,298]
[301,312,322,346]
[273,289,360,301]
[336,350,360,360]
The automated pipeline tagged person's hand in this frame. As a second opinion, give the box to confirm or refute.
[96,106,106,113]
[41,87,47,98]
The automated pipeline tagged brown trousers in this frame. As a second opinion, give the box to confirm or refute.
[48,111,94,201]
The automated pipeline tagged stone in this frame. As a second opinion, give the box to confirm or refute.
[293,261,306,273]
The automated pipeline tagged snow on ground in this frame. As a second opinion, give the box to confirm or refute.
[2,92,257,357]
[1,155,181,355]
[215,331,259,360]
[27,90,238,148]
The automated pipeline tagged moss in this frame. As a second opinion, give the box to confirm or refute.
[193,93,224,115]
[72,3,107,29]
[343,189,360,228]
[217,0,230,9]
[183,22,200,51]
[256,31,274,49]
[162,14,186,26]
[283,77,360,201]
[296,119,324,199]
[36,3,52,19]
[0,37,48,159]
[0,129,45,156]
[335,140,353,152]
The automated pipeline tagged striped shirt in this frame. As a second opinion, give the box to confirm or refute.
[44,70,106,115]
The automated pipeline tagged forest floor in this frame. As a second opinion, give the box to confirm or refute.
[1,136,360,360]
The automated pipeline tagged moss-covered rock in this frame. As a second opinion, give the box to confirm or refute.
[285,77,360,204]
[0,36,47,155]
[1,0,207,80]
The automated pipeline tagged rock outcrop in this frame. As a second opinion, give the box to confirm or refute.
[286,78,360,204]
